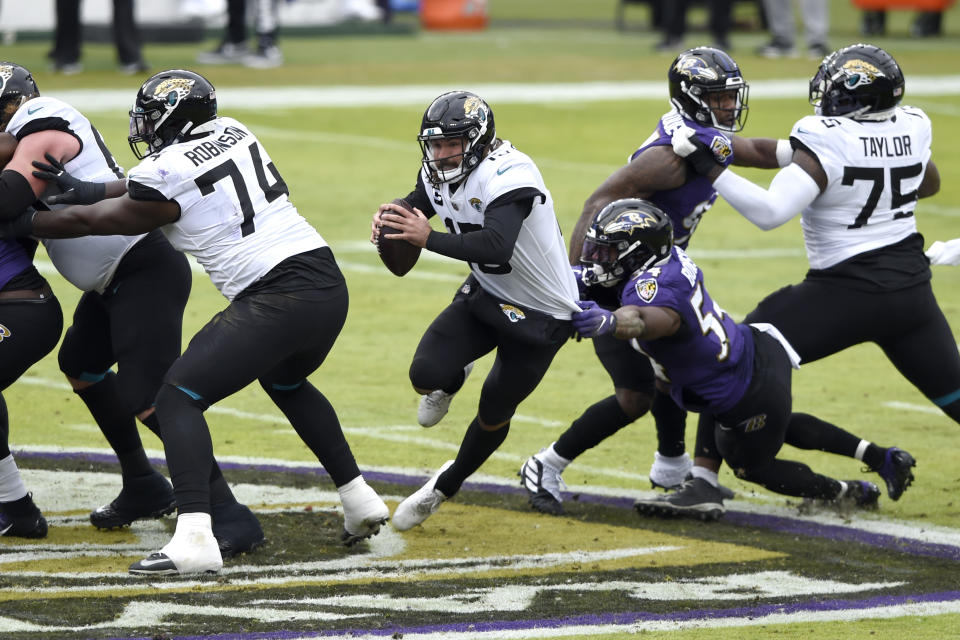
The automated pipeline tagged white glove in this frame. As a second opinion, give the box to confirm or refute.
[670,125,699,158]
[926,239,960,266]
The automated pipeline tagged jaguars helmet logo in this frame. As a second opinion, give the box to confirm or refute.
[499,304,526,323]
[710,135,733,163]
[152,78,196,107]
[635,278,658,303]
[674,56,720,82]
[0,65,13,92]
[0,324,10,342]
[606,211,658,235]
[463,96,487,124]
[838,59,884,90]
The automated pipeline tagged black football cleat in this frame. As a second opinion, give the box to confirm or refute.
[634,476,725,521]
[876,447,916,501]
[90,471,176,529]
[211,502,266,558]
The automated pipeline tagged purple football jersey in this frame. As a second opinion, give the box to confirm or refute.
[620,246,753,414]
[0,239,31,291]
[630,110,734,248]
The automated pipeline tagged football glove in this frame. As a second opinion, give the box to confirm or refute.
[670,125,722,176]
[32,153,106,205]
[926,239,960,266]
[572,300,617,339]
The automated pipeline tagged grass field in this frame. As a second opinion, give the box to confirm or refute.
[2,2,960,639]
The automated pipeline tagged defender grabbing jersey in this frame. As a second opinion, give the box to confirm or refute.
[574,199,893,518]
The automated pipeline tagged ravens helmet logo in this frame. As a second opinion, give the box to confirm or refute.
[0,324,10,342]
[839,59,884,90]
[606,211,658,235]
[674,56,720,82]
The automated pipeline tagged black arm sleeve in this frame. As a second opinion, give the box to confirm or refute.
[403,172,437,218]
[0,170,40,221]
[424,187,542,264]
[127,179,171,202]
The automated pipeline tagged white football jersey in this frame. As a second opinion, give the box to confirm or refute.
[421,141,578,319]
[791,106,932,269]
[127,117,325,300]
[6,96,144,293]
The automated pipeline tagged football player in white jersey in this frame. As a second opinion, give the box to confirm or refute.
[9,69,390,575]
[0,65,63,538]
[371,91,580,530]
[0,62,265,556]
[670,43,958,504]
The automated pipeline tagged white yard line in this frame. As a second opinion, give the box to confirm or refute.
[47,77,960,113]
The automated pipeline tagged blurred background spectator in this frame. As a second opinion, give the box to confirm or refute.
[195,0,283,68]
[757,0,829,59]
[48,0,149,75]
[655,0,734,52]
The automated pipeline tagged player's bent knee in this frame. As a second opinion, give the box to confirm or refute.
[156,382,209,412]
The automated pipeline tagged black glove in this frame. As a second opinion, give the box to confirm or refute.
[670,126,723,176]
[32,153,106,205]
[0,211,36,238]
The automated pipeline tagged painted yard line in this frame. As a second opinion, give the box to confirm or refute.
[14,448,960,561]
[882,400,951,416]
[49,76,960,112]
[53,592,960,640]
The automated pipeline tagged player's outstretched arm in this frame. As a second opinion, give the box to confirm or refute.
[27,195,179,239]
[569,146,686,263]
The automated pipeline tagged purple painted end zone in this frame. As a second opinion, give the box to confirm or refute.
[107,590,960,640]
[18,449,960,561]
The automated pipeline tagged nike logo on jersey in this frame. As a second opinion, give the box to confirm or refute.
[27,105,43,115]
[496,164,518,176]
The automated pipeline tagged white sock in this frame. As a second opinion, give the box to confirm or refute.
[854,439,871,462]
[174,511,212,533]
[0,455,28,503]
[541,443,571,472]
[689,465,720,487]
[337,475,366,496]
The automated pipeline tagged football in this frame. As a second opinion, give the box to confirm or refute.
[377,198,422,277]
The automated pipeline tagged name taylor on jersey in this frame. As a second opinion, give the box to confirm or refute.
[858,134,912,158]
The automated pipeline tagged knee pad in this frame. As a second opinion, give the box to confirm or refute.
[57,327,85,379]
[409,355,448,392]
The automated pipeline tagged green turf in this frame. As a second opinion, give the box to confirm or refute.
[2,3,960,638]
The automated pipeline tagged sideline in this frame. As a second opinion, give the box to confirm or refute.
[49,76,960,112]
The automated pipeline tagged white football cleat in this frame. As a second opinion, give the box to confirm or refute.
[519,449,566,516]
[418,362,474,427]
[393,461,453,531]
[129,512,222,576]
[649,452,693,490]
[339,476,390,546]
